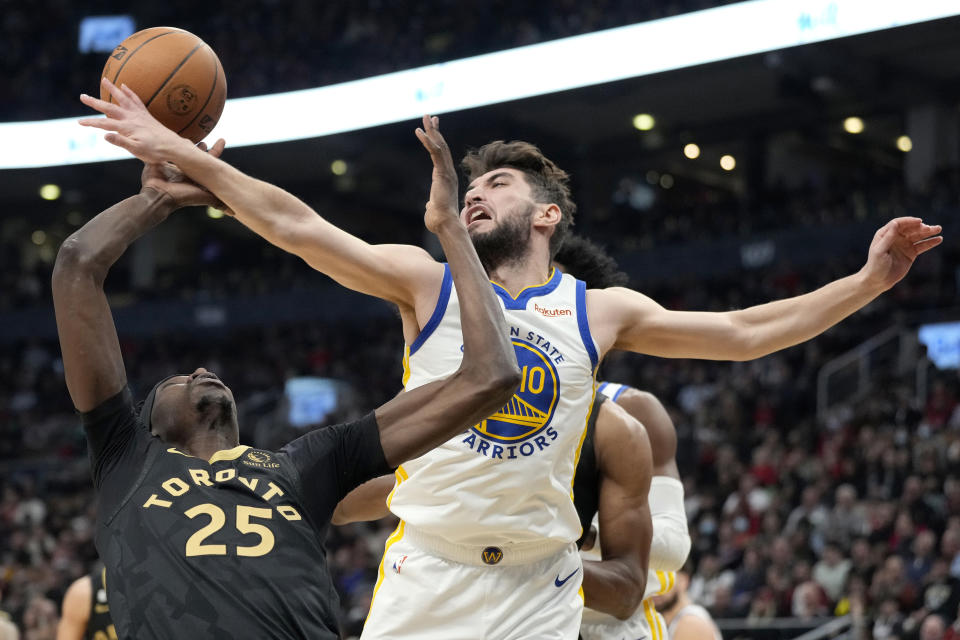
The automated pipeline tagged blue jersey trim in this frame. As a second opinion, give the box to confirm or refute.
[491,268,562,310]
[575,279,599,370]
[611,384,628,401]
[409,263,452,356]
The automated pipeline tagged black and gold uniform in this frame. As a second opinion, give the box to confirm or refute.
[86,566,115,640]
[82,387,392,639]
[572,393,605,549]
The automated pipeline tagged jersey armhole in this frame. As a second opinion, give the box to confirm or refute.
[408,263,452,356]
[575,279,600,370]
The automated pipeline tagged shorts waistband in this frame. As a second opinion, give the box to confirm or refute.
[402,524,570,567]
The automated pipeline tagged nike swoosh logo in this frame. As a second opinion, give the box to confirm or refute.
[554,568,579,587]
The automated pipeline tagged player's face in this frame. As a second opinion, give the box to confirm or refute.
[461,168,539,271]
[150,368,237,439]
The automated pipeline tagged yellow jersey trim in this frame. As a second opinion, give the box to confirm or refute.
[489,268,556,300]
[401,345,411,387]
[366,520,406,624]
[644,599,659,640]
[386,466,409,508]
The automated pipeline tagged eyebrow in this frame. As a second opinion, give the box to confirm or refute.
[466,171,514,192]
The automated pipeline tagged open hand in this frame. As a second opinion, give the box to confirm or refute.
[79,77,193,163]
[415,115,459,233]
[141,139,230,210]
[860,217,943,292]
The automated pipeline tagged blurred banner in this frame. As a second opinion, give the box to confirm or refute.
[3,0,959,168]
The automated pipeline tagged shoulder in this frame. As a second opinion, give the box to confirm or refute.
[594,400,651,468]
[585,287,662,355]
[62,574,92,615]
[673,610,718,639]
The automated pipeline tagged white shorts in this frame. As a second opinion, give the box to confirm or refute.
[361,523,584,639]
[580,599,667,640]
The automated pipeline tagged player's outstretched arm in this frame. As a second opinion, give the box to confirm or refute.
[79,79,443,309]
[373,116,520,466]
[331,475,394,525]
[56,576,91,640]
[615,389,690,571]
[582,401,652,620]
[53,154,224,411]
[597,217,942,360]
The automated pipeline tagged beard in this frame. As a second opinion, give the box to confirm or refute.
[469,203,535,274]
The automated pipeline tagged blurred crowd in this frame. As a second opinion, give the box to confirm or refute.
[2,0,742,122]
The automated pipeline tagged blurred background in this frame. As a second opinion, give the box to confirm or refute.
[1,1,959,638]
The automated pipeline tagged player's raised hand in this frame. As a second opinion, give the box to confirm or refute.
[415,115,459,233]
[79,77,194,164]
[141,139,230,211]
[860,217,943,291]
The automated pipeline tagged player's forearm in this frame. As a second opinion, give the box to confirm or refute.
[54,189,175,282]
[582,559,646,620]
[332,475,394,525]
[648,477,691,571]
[165,140,326,255]
[728,271,881,359]
[435,216,519,389]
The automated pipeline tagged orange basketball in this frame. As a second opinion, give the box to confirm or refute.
[101,27,227,144]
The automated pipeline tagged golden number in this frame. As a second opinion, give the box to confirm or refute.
[185,504,228,556]
[528,367,545,394]
[236,506,275,557]
[519,365,528,392]
[184,503,277,557]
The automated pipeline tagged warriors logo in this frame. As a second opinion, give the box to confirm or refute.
[472,340,559,443]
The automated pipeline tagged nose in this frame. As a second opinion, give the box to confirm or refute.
[464,188,485,206]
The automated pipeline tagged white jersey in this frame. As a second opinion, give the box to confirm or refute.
[582,378,676,640]
[388,266,599,546]
[668,604,722,640]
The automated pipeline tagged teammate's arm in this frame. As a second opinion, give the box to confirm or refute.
[616,389,690,571]
[372,116,519,465]
[331,475,394,525]
[581,401,653,620]
[56,576,90,640]
[595,217,941,360]
[53,155,224,411]
[79,79,444,310]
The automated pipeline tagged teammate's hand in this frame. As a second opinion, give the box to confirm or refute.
[859,217,942,292]
[140,140,231,210]
[79,77,194,163]
[415,114,459,233]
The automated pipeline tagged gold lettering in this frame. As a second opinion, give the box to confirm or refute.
[162,477,190,497]
[184,504,227,556]
[143,494,172,509]
[238,476,259,491]
[277,505,302,521]
[109,625,118,640]
[189,469,213,487]
[93,632,107,640]
[236,506,275,557]
[215,469,236,482]
[261,481,284,502]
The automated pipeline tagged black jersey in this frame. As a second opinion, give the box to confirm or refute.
[85,567,115,640]
[572,394,605,548]
[81,387,393,640]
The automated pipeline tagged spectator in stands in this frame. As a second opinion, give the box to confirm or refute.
[814,542,853,603]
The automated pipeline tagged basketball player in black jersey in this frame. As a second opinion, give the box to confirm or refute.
[52,116,520,640]
[57,566,115,640]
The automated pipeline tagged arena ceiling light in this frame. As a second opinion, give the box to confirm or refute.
[2,0,959,169]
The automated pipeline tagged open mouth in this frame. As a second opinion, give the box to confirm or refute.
[466,205,493,226]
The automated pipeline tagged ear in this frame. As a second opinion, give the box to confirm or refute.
[533,203,562,230]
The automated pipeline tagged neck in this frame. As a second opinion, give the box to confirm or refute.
[661,594,691,626]
[487,256,552,296]
[180,431,239,461]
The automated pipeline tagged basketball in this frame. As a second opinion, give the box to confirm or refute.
[100,27,227,144]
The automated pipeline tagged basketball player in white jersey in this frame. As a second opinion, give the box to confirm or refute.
[81,78,942,638]
[555,234,691,640]
[653,571,723,640]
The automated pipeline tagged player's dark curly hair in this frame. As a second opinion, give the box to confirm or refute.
[461,141,576,258]
[553,234,629,289]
